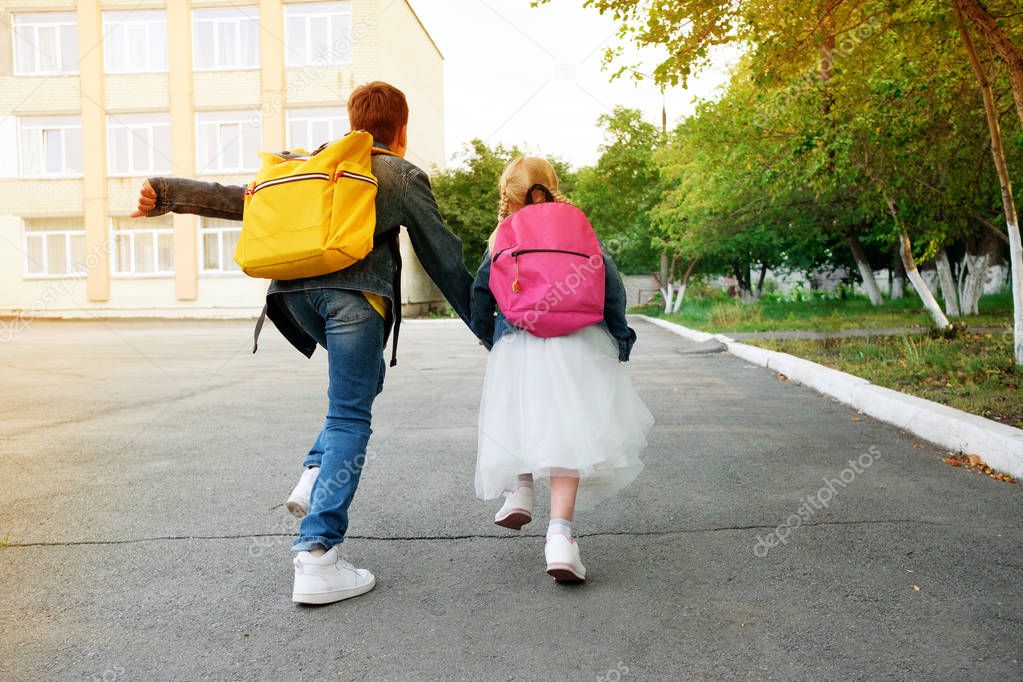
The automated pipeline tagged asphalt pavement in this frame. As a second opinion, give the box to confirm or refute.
[1,317,1020,680]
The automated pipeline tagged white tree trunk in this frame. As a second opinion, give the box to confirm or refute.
[671,281,687,313]
[847,235,883,306]
[934,249,961,317]
[892,276,905,299]
[1007,213,1023,364]
[956,4,1023,362]
[901,232,951,328]
[662,282,674,314]
[892,259,906,299]
[854,256,883,306]
[670,260,696,313]
[959,253,988,315]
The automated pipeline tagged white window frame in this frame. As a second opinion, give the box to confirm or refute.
[192,6,261,71]
[23,223,87,279]
[107,114,172,177]
[285,107,349,151]
[103,10,169,74]
[195,111,261,174]
[12,12,79,76]
[111,219,175,278]
[199,219,244,276]
[284,2,353,67]
[18,116,84,178]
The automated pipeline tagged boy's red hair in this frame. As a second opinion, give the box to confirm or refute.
[347,81,409,145]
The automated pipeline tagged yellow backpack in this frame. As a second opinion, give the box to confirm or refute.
[235,131,393,280]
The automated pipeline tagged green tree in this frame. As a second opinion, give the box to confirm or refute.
[573,107,663,274]
[541,0,1023,358]
[432,139,576,268]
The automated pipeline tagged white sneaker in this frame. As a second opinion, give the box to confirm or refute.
[286,466,319,518]
[494,486,533,529]
[545,535,586,583]
[292,546,376,605]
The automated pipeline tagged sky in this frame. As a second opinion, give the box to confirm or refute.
[406,0,740,170]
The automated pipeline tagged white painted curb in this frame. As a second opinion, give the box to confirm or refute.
[639,315,1023,479]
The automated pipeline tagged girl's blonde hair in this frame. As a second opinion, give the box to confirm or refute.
[489,156,570,251]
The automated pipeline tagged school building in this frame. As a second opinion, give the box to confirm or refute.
[0,0,445,319]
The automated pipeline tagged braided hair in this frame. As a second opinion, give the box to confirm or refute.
[490,156,571,251]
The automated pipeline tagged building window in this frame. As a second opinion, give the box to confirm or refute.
[19,116,83,177]
[286,107,348,151]
[24,218,86,277]
[200,218,243,274]
[285,2,352,66]
[12,12,79,75]
[195,111,261,174]
[112,216,174,276]
[103,11,168,73]
[108,114,172,176]
[192,7,260,70]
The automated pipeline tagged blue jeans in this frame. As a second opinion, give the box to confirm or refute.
[280,288,387,552]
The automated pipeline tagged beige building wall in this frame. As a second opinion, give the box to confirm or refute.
[0,0,446,319]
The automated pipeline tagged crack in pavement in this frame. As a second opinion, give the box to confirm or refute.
[1,518,950,549]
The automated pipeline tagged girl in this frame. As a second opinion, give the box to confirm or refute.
[470,156,654,583]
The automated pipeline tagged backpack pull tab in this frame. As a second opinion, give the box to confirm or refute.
[512,256,521,294]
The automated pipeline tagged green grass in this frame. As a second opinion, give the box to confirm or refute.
[633,291,1013,334]
[749,332,1023,429]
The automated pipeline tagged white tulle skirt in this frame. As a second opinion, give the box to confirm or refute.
[475,324,654,509]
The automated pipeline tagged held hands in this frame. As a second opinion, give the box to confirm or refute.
[130,179,158,218]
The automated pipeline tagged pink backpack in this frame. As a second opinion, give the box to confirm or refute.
[489,185,605,337]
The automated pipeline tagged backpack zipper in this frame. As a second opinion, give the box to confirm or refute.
[509,248,593,294]
[334,170,378,186]
[244,169,378,196]
[511,248,590,259]
[245,172,330,196]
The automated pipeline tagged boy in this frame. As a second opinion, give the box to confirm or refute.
[134,82,474,605]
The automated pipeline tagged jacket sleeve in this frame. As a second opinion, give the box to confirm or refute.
[602,248,637,362]
[401,168,474,328]
[147,177,246,221]
[469,249,497,350]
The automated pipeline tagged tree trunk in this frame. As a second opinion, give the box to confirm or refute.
[960,229,1001,315]
[658,250,672,313]
[754,262,768,300]
[899,230,951,328]
[956,5,1023,363]
[892,256,906,299]
[847,234,884,306]
[671,259,698,313]
[742,263,754,303]
[960,253,988,315]
[872,183,950,327]
[934,248,961,317]
[954,0,1023,127]
[732,261,753,303]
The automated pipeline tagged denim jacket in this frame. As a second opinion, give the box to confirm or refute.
[147,141,474,363]
[469,244,638,362]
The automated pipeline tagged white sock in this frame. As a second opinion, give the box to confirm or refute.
[514,473,534,491]
[547,517,572,540]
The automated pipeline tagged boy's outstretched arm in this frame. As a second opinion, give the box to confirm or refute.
[402,168,474,327]
[133,177,245,221]
[469,249,496,350]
